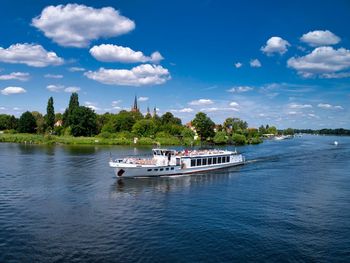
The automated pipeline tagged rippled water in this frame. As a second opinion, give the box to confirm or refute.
[1,135,350,262]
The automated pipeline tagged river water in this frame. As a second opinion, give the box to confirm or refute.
[1,135,350,262]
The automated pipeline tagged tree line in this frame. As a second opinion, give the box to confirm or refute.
[0,93,283,145]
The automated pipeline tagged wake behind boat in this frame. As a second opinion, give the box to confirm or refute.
[109,148,245,178]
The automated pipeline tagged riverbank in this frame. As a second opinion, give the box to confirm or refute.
[0,133,264,146]
[0,133,188,146]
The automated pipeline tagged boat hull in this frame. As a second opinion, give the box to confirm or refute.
[110,159,245,178]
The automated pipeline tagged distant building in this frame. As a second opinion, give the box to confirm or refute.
[54,120,63,127]
[186,122,199,140]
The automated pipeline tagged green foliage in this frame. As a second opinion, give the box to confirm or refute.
[213,131,228,145]
[0,114,18,130]
[192,112,215,141]
[106,110,137,133]
[249,136,263,144]
[160,112,182,125]
[181,127,195,139]
[224,117,248,134]
[132,119,157,137]
[32,111,46,134]
[267,126,277,135]
[283,128,295,135]
[70,106,97,137]
[232,133,247,145]
[18,111,37,133]
[46,97,55,130]
[63,92,79,127]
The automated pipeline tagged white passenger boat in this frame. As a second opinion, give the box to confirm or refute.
[109,148,245,178]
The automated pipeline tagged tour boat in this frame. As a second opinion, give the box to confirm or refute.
[109,148,245,178]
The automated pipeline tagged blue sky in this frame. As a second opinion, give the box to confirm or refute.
[0,0,349,129]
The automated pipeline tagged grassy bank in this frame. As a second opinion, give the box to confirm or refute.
[0,133,190,146]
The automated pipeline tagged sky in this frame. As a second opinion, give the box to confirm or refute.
[0,0,349,129]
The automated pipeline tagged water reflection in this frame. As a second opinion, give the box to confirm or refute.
[110,166,243,196]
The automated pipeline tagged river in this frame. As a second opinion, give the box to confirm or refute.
[1,135,350,262]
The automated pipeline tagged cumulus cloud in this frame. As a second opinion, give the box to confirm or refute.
[138,96,149,102]
[250,59,262,67]
[0,43,63,67]
[287,46,350,78]
[0,72,30,81]
[318,103,343,110]
[188,99,214,106]
[90,44,163,63]
[46,84,64,92]
[44,74,63,79]
[288,103,312,109]
[261,36,290,55]
[171,108,194,113]
[1,86,27,95]
[84,64,170,86]
[32,4,135,48]
[64,86,80,93]
[234,62,242,68]
[227,86,253,93]
[111,100,121,106]
[200,107,239,112]
[229,101,239,107]
[84,102,100,111]
[69,67,85,72]
[300,30,341,47]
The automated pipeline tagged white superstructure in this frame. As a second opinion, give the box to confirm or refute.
[109,148,245,178]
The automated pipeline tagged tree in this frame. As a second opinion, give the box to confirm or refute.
[283,128,295,135]
[214,131,228,144]
[161,112,182,125]
[224,117,248,134]
[267,126,277,135]
[232,133,247,145]
[63,92,79,127]
[132,119,157,137]
[46,97,55,130]
[32,111,46,133]
[192,112,215,141]
[70,106,97,137]
[0,114,18,130]
[18,111,37,133]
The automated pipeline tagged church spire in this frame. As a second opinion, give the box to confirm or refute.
[131,95,138,112]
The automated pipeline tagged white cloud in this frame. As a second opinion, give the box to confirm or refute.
[138,96,149,102]
[84,101,100,111]
[1,86,26,95]
[200,107,239,112]
[44,74,63,79]
[229,101,239,107]
[171,108,194,113]
[111,100,122,106]
[64,86,80,93]
[84,64,170,86]
[288,103,312,109]
[0,43,63,67]
[46,84,64,92]
[234,62,242,68]
[90,44,163,63]
[188,99,214,106]
[0,72,30,81]
[318,103,344,110]
[300,30,340,47]
[250,59,261,67]
[69,67,85,72]
[287,46,350,78]
[261,36,290,55]
[32,4,135,48]
[227,86,253,93]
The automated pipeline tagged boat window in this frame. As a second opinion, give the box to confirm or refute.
[166,168,169,171]
[153,151,156,155]
[213,157,217,164]
[208,158,212,165]
[218,157,222,164]
[191,159,196,167]
[176,158,181,166]
[147,169,152,172]
[160,168,164,171]
[226,156,230,162]
[202,158,207,165]
[171,167,174,170]
[197,158,202,166]
[154,169,158,171]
